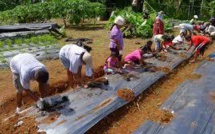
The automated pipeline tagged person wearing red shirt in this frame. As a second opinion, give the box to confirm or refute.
[153,11,164,36]
[185,35,211,63]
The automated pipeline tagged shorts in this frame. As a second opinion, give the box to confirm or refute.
[195,43,208,55]
[59,55,70,69]
[154,40,161,52]
[13,74,24,93]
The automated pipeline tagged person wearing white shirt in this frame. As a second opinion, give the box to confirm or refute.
[10,53,49,114]
[59,44,93,88]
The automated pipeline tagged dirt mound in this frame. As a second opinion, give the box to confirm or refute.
[117,88,135,102]
[50,80,69,94]
[159,109,174,124]
[66,66,105,88]
[0,115,39,134]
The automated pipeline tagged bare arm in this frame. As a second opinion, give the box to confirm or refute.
[25,89,38,101]
[39,83,49,98]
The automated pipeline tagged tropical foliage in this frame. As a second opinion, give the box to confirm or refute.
[108,7,172,38]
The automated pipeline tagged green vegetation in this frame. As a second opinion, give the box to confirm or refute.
[0,41,3,48]
[4,39,13,48]
[108,7,172,38]
[14,38,23,46]
[0,0,105,25]
[0,34,57,51]
[0,54,6,63]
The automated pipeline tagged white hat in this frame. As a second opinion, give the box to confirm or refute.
[158,11,165,15]
[82,52,93,76]
[114,16,125,26]
[194,15,198,19]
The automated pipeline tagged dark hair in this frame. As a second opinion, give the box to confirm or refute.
[110,51,118,57]
[185,35,191,40]
[162,35,169,41]
[76,40,92,52]
[83,45,92,52]
[146,40,153,45]
[170,35,175,40]
[35,69,49,83]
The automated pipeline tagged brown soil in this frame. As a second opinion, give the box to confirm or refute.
[186,73,202,80]
[0,20,214,134]
[153,66,171,73]
[159,110,174,124]
[117,88,135,102]
[0,115,39,134]
[148,109,174,124]
[87,40,215,134]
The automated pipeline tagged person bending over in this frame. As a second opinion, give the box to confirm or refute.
[185,35,211,63]
[59,44,93,88]
[10,53,49,114]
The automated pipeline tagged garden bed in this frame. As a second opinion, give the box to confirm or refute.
[5,45,196,134]
[133,53,215,134]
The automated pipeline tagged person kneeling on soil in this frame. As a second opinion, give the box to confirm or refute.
[10,53,50,114]
[123,46,147,68]
[59,44,93,88]
[185,35,211,63]
[162,35,183,52]
[172,30,186,45]
[103,52,122,74]
[154,34,176,52]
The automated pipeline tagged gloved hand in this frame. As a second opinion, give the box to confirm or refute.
[36,100,44,110]
[16,107,21,114]
[119,50,123,55]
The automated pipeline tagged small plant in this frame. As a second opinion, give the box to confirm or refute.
[0,55,6,63]
[30,36,39,44]
[4,39,13,48]
[24,38,31,45]
[0,41,4,48]
[14,38,23,46]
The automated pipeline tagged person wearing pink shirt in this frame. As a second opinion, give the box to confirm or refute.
[103,52,122,74]
[123,47,147,68]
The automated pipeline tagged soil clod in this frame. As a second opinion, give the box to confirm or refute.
[117,88,135,102]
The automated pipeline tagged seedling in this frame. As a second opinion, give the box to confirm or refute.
[0,41,4,48]
[4,39,13,48]
[14,38,23,46]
